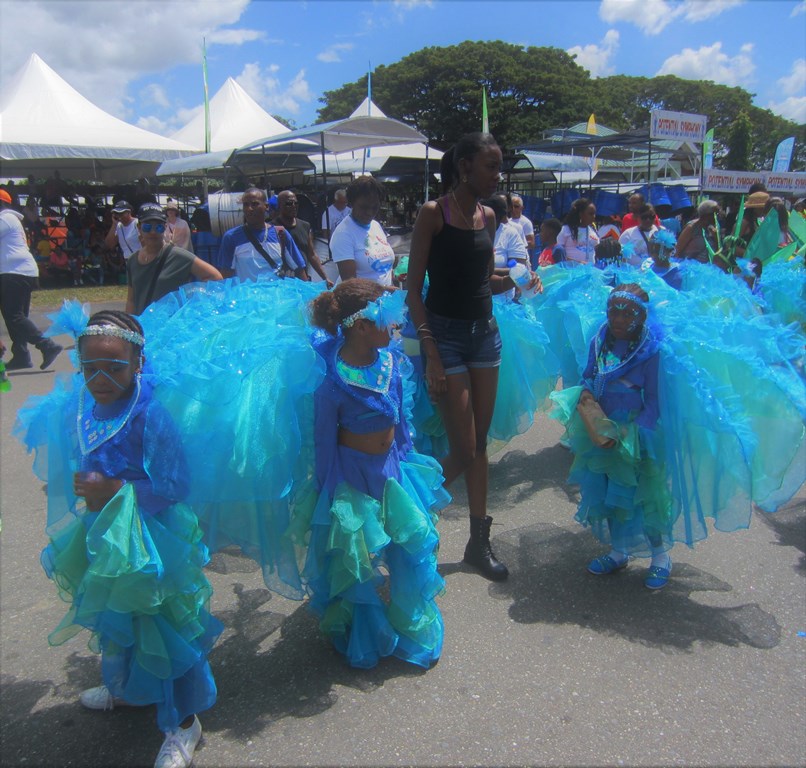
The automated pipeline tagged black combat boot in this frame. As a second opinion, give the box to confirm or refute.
[463,515,508,581]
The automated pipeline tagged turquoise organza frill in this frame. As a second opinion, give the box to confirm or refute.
[137,277,328,599]
[295,454,449,669]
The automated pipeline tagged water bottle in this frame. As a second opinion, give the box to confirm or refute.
[508,260,537,299]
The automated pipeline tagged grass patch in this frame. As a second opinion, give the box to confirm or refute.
[31,284,128,310]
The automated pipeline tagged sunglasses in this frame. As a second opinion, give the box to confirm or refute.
[284,200,298,207]
[140,222,166,233]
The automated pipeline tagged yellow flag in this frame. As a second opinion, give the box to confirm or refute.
[586,113,598,173]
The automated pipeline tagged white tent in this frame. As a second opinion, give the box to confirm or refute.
[0,53,194,182]
[309,98,442,174]
[170,77,289,152]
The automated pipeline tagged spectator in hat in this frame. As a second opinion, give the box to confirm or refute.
[163,201,193,252]
[0,189,63,370]
[125,202,222,316]
[740,191,771,241]
[104,200,140,260]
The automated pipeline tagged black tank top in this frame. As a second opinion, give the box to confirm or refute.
[425,197,493,320]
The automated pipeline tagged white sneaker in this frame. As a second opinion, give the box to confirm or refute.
[154,716,202,768]
[79,685,133,711]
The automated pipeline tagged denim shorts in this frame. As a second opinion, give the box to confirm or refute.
[427,310,502,375]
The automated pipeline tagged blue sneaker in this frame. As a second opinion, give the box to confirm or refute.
[587,554,629,575]
[644,564,671,590]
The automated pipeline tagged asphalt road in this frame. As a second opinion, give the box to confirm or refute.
[1,302,804,768]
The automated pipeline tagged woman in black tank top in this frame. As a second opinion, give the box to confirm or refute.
[407,133,540,582]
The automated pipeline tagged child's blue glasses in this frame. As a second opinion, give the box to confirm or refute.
[141,222,166,234]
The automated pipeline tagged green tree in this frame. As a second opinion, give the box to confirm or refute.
[318,41,593,150]
[272,115,297,130]
[726,111,753,170]
[318,43,804,171]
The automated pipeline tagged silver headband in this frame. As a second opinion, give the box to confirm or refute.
[78,324,145,347]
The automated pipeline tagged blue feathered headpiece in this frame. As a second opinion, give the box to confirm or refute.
[342,289,408,330]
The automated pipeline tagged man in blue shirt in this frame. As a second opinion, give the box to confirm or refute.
[218,188,308,282]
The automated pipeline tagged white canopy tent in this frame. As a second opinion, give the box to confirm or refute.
[170,78,290,152]
[158,78,317,178]
[307,99,443,175]
[0,53,194,183]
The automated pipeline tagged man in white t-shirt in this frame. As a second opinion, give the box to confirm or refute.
[509,195,535,254]
[104,200,140,259]
[0,189,62,370]
[321,189,351,240]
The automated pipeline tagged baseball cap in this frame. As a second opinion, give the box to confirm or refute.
[0,189,12,204]
[137,202,167,223]
[111,200,133,213]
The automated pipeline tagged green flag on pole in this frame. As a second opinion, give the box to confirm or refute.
[482,87,489,134]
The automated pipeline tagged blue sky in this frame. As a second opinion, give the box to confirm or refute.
[1,0,804,141]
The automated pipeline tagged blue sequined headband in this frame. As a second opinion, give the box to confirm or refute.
[342,289,408,330]
[608,290,648,312]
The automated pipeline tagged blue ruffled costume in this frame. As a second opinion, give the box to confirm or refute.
[300,333,449,668]
[548,264,806,554]
[550,325,671,556]
[15,373,221,732]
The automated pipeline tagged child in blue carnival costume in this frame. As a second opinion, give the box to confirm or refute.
[304,279,449,668]
[644,229,683,290]
[550,284,674,589]
[14,304,221,768]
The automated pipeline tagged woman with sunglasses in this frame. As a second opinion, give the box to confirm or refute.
[126,202,222,316]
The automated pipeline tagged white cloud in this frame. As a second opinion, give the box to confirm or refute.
[136,115,170,134]
[777,58,806,97]
[317,43,354,63]
[657,42,755,87]
[792,0,806,17]
[767,95,806,123]
[142,83,170,109]
[567,30,620,78]
[393,0,433,8]
[681,0,744,22]
[600,0,743,35]
[768,59,806,122]
[0,0,255,119]
[207,29,265,45]
[235,62,314,116]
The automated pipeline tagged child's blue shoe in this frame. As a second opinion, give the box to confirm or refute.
[587,554,629,575]
[644,565,671,590]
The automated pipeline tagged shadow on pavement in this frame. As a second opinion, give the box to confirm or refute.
[754,499,806,577]
[1,666,157,767]
[440,444,576,522]
[203,573,430,741]
[488,522,782,652]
